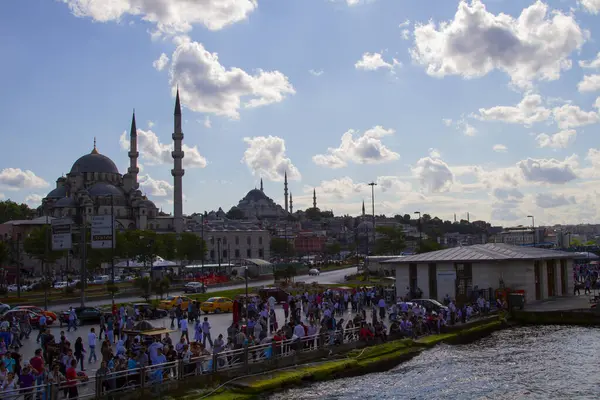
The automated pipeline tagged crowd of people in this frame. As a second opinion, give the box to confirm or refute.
[0,285,493,398]
[573,263,600,295]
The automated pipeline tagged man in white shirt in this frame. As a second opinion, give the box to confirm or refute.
[378,298,386,319]
[179,317,189,342]
[268,296,276,310]
[88,327,97,363]
[201,317,213,348]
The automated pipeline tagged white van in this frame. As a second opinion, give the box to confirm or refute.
[92,275,110,284]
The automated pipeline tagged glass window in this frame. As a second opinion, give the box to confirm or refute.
[246,249,251,257]
[235,249,240,258]
[235,236,239,245]
[259,236,263,245]
[247,236,251,245]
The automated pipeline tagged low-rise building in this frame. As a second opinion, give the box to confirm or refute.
[384,243,575,304]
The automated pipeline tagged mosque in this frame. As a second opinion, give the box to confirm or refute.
[41,91,186,233]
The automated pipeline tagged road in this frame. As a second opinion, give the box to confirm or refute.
[15,266,358,377]
[55,266,358,311]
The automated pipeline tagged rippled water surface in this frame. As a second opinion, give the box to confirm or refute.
[269,326,600,400]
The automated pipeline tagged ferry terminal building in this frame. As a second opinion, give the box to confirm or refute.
[384,244,576,304]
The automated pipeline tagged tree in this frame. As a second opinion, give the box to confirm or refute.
[134,276,152,301]
[417,238,443,254]
[270,237,290,257]
[127,230,163,270]
[226,206,245,220]
[152,276,170,299]
[0,241,8,266]
[0,200,36,224]
[374,226,406,255]
[177,232,206,264]
[305,208,321,221]
[325,242,341,257]
[86,249,111,275]
[157,233,178,261]
[23,226,62,281]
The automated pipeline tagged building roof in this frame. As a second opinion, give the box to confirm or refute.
[88,183,124,197]
[46,186,67,198]
[244,258,272,266]
[242,189,270,203]
[383,243,576,264]
[3,216,55,226]
[70,150,119,175]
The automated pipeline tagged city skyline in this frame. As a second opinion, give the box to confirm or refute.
[2,1,600,226]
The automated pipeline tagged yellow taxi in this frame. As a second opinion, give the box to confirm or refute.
[157,296,193,310]
[200,297,234,314]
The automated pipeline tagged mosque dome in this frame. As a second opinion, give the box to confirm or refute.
[357,221,374,233]
[54,197,77,208]
[243,189,269,202]
[70,147,119,175]
[88,183,124,197]
[46,186,67,198]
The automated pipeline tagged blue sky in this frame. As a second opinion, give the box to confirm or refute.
[1,0,600,225]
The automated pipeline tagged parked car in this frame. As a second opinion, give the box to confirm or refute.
[411,299,449,314]
[258,287,290,304]
[0,310,50,327]
[0,303,10,315]
[132,303,169,319]
[308,268,320,276]
[184,282,206,294]
[200,297,234,314]
[157,296,193,310]
[59,307,110,326]
[7,284,30,292]
[13,306,58,322]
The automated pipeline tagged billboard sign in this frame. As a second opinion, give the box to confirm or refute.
[91,215,114,249]
[51,218,72,250]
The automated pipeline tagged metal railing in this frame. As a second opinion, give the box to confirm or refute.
[5,327,365,399]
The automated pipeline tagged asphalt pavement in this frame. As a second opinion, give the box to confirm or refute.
[16,266,358,377]
[55,266,358,311]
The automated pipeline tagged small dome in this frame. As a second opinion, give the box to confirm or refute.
[70,149,119,174]
[55,197,77,208]
[357,221,374,232]
[139,199,156,209]
[243,189,269,202]
[88,183,123,197]
[46,186,67,198]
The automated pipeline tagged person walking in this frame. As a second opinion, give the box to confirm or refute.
[67,307,77,332]
[179,315,189,343]
[88,327,98,364]
[74,337,86,371]
[201,317,213,348]
[36,314,47,343]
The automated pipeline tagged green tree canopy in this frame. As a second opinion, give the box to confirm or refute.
[325,242,341,256]
[177,232,207,264]
[416,238,443,254]
[23,226,62,265]
[0,241,8,265]
[270,237,294,257]
[374,226,406,255]
[0,200,36,224]
[158,233,178,261]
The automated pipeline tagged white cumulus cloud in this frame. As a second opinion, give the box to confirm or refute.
[152,53,169,71]
[170,41,295,119]
[24,194,44,207]
[0,168,49,190]
[493,144,508,152]
[61,0,258,34]
[535,130,577,149]
[410,0,587,88]
[138,174,173,197]
[578,74,600,92]
[312,126,400,168]
[412,156,454,193]
[477,94,551,126]
[119,129,207,168]
[242,136,301,182]
[355,52,401,71]
[517,156,579,184]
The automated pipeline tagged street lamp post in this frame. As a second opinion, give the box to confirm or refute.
[244,265,249,321]
[110,195,116,310]
[414,211,422,250]
[201,212,205,268]
[44,215,50,311]
[368,182,377,248]
[527,215,535,246]
[217,238,222,273]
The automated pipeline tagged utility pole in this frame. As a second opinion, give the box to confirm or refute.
[110,195,115,310]
[369,182,377,250]
[80,217,87,308]
[217,238,222,273]
[44,216,49,311]
[201,212,205,268]
[527,215,535,246]
[414,211,422,251]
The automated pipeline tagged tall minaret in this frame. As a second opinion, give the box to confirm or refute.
[260,178,264,192]
[128,111,139,189]
[362,200,365,216]
[172,89,185,234]
[284,171,289,212]
[289,192,293,214]
[313,188,317,209]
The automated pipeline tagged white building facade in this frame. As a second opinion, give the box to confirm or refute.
[386,244,575,304]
